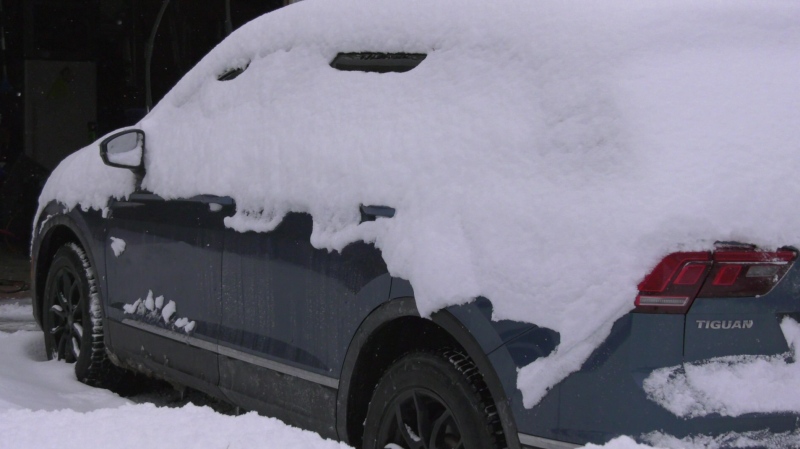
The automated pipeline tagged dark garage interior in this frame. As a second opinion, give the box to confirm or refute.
[0,0,291,280]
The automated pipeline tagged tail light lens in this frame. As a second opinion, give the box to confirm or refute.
[635,247,797,314]
[635,252,712,314]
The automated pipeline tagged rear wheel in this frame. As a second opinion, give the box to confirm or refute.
[43,243,115,387]
[363,350,504,449]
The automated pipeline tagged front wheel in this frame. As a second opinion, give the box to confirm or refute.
[363,350,504,449]
[43,243,114,387]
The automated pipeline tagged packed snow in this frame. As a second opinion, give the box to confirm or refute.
[0,330,128,412]
[122,291,196,334]
[644,318,800,418]
[0,300,35,321]
[109,236,126,256]
[161,299,176,322]
[35,0,800,410]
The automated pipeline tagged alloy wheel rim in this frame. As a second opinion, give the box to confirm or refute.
[48,267,84,362]
[378,388,463,449]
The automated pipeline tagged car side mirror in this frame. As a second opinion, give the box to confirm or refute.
[100,129,145,171]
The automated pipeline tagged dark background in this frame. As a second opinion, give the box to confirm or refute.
[0,0,290,250]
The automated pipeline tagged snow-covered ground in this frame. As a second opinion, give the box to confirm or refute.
[0,299,656,449]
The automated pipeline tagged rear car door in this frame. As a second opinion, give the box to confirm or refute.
[217,211,391,436]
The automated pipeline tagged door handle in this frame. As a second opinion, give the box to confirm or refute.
[360,205,395,222]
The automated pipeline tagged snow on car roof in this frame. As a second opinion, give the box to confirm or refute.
[37,0,800,407]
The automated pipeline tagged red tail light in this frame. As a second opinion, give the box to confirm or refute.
[635,247,797,314]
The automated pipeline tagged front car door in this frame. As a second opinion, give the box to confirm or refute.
[103,193,228,395]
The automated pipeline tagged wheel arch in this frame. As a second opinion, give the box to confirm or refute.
[32,206,100,328]
[336,296,522,449]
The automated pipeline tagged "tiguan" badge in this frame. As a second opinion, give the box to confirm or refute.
[696,320,753,330]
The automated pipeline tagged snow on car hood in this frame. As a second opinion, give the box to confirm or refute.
[36,0,800,407]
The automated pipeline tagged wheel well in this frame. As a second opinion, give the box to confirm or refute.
[34,225,81,324]
[345,315,468,447]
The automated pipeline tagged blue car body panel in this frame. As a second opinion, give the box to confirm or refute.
[31,200,800,448]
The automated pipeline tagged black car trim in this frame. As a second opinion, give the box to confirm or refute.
[336,296,522,448]
[217,345,339,389]
[518,433,579,449]
[121,319,340,389]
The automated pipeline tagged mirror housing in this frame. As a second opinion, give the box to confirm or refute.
[100,129,145,171]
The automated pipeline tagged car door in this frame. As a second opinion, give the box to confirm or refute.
[217,210,391,436]
[103,192,228,393]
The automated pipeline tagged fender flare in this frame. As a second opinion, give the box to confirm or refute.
[32,203,105,328]
[335,296,522,449]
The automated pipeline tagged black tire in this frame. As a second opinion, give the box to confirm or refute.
[363,350,504,449]
[42,243,115,387]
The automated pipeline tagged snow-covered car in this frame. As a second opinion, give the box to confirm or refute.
[31,1,800,448]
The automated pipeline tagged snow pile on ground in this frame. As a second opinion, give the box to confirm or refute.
[36,0,800,407]
[644,318,800,418]
[0,331,128,411]
[0,403,350,449]
[0,301,34,321]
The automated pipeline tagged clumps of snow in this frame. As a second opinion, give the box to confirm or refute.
[37,215,54,234]
[0,301,33,321]
[122,292,195,335]
[643,318,800,418]
[173,316,198,332]
[161,300,176,323]
[145,291,155,312]
[582,436,664,449]
[643,429,800,449]
[174,317,189,328]
[109,237,126,257]
[121,299,141,315]
[35,0,800,407]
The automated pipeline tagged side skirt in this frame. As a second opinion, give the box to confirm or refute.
[109,319,339,439]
